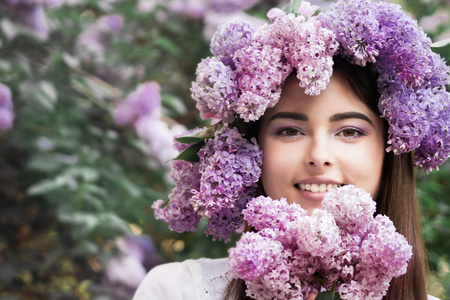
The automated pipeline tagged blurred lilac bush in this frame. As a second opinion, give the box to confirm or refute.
[0,83,14,130]
[0,0,449,299]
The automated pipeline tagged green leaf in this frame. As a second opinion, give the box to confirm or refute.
[316,291,342,300]
[26,177,67,196]
[161,94,187,116]
[173,140,205,162]
[155,37,181,56]
[174,123,222,144]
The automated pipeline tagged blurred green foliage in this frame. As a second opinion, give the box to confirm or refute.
[0,0,449,299]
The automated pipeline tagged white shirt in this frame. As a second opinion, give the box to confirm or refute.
[133,257,441,300]
[133,257,232,300]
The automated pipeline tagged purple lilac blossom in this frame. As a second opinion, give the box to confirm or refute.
[193,125,262,217]
[209,0,258,14]
[153,160,203,233]
[317,0,450,171]
[154,125,262,241]
[0,83,14,130]
[203,11,265,41]
[210,20,256,68]
[114,81,161,126]
[159,0,450,242]
[76,14,124,64]
[190,57,238,123]
[135,117,186,166]
[168,0,259,19]
[318,0,383,66]
[229,185,412,299]
[3,0,63,37]
[233,42,287,121]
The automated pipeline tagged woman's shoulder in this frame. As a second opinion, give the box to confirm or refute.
[428,295,440,300]
[133,257,231,300]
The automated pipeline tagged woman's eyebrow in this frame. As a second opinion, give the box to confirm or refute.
[269,112,308,122]
[330,112,373,126]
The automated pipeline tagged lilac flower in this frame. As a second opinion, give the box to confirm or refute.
[154,125,262,241]
[153,160,202,233]
[321,185,376,235]
[229,186,412,299]
[208,0,258,14]
[203,10,265,40]
[243,196,307,232]
[158,0,450,244]
[167,0,258,19]
[135,117,186,166]
[317,0,450,171]
[318,0,383,66]
[229,232,286,282]
[76,14,124,63]
[210,20,256,68]
[233,42,289,121]
[0,83,14,130]
[168,0,208,19]
[191,57,238,123]
[193,125,262,218]
[114,82,161,126]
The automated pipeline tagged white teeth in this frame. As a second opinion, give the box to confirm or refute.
[298,183,339,192]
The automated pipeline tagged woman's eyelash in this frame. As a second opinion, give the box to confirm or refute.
[337,127,365,138]
[276,127,303,136]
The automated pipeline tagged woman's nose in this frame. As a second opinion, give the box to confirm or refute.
[304,136,333,169]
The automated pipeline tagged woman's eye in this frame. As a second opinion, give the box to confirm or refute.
[338,128,363,138]
[278,128,301,136]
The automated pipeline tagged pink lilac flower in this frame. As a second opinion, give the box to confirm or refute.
[158,0,450,242]
[0,83,14,130]
[318,0,383,66]
[153,160,202,233]
[2,0,63,37]
[210,20,257,68]
[233,42,288,121]
[77,14,124,63]
[114,82,161,126]
[135,117,186,166]
[193,125,262,217]
[209,0,258,14]
[317,0,450,171]
[229,186,412,299]
[190,57,238,123]
[168,0,259,19]
[154,125,262,241]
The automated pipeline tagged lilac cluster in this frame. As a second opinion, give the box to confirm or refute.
[114,82,186,166]
[192,7,338,122]
[153,125,262,241]
[114,82,161,126]
[1,0,63,37]
[76,14,124,64]
[0,83,14,130]
[191,0,450,172]
[168,0,259,19]
[318,0,450,172]
[157,0,450,241]
[229,185,413,300]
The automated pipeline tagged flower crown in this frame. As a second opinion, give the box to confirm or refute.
[153,0,450,241]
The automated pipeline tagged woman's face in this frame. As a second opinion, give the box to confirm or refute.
[258,74,386,214]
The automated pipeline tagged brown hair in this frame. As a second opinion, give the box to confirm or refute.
[224,56,429,300]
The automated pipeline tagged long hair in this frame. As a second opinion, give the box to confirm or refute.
[223,56,429,300]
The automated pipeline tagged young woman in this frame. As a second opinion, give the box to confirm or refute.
[133,0,449,299]
[222,57,430,300]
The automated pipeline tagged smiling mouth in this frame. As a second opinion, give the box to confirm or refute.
[295,183,342,193]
